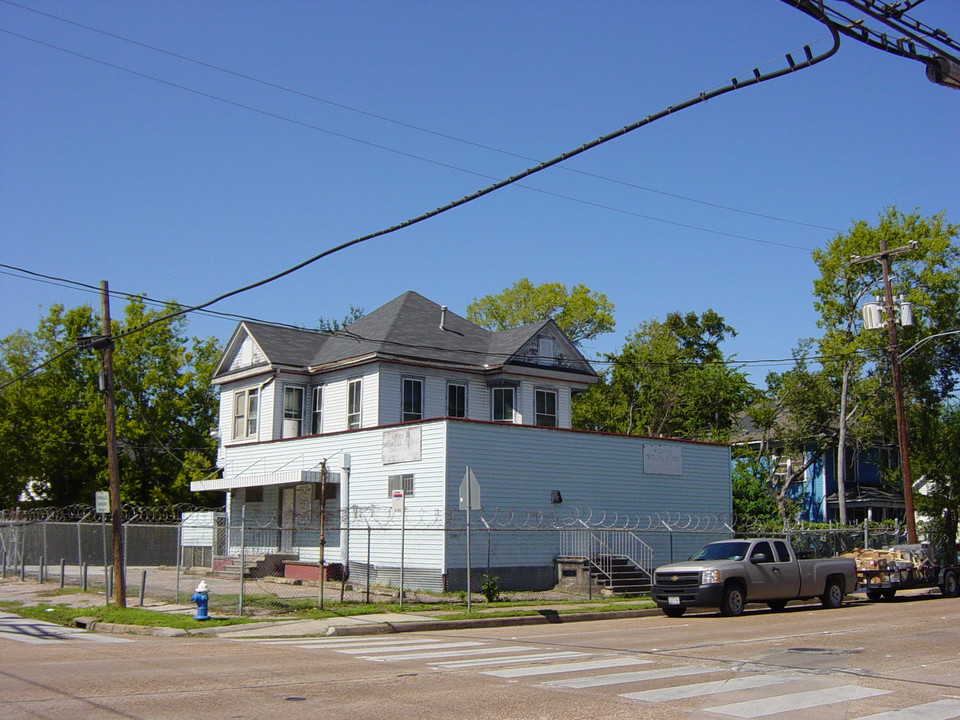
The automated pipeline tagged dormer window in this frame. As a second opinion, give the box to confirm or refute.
[537,336,555,366]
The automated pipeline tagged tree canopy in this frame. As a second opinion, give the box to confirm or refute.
[0,299,222,507]
[466,278,615,346]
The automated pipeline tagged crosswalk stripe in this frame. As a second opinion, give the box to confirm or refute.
[432,651,587,669]
[337,641,484,655]
[706,685,890,718]
[621,674,792,702]
[485,657,652,678]
[241,636,420,646]
[544,665,716,689]
[361,645,535,662]
[848,699,960,720]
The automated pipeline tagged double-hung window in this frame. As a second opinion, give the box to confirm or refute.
[535,388,558,427]
[402,377,423,422]
[537,336,555,365]
[311,386,323,434]
[347,379,362,430]
[491,386,515,423]
[447,383,466,418]
[233,388,259,439]
[283,386,305,437]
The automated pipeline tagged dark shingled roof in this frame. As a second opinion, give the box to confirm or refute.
[216,291,596,379]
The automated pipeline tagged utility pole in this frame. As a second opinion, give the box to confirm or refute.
[100,281,126,607]
[852,241,918,543]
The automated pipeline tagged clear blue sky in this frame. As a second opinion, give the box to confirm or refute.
[2,1,958,384]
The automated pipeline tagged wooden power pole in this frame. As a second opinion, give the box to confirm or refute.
[100,281,126,607]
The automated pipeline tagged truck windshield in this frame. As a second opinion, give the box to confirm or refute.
[690,541,750,561]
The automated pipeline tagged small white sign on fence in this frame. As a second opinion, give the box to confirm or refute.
[94,491,110,514]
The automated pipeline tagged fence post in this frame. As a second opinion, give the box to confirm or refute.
[39,555,45,584]
[2,549,5,579]
[175,521,182,604]
[60,559,65,589]
[139,570,147,606]
[76,521,83,574]
[82,562,88,593]
[366,526,371,604]
[238,505,246,617]
[105,566,113,605]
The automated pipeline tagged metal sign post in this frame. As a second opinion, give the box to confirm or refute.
[459,467,481,613]
[392,490,405,607]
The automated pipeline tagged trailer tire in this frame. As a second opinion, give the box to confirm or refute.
[941,570,959,598]
[865,589,882,601]
[821,578,844,609]
[719,584,746,617]
[662,606,686,618]
[881,588,896,601]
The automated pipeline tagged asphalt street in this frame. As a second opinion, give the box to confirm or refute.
[2,590,958,719]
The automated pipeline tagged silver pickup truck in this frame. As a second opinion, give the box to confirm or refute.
[651,538,857,617]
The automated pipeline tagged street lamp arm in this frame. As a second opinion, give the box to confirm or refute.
[900,329,960,360]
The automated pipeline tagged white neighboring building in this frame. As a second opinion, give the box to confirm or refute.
[192,291,732,590]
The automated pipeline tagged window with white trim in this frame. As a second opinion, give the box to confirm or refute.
[282,386,305,437]
[311,386,323,434]
[233,388,259,439]
[491,386,515,423]
[447,383,467,418]
[402,377,423,422]
[347,378,362,430]
[535,388,558,427]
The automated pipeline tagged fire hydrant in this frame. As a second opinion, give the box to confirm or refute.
[191,580,211,621]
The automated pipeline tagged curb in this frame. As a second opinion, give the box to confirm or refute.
[74,616,187,637]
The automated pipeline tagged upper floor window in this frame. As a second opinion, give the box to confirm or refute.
[311,386,323,435]
[535,388,557,427]
[491,386,515,423]
[402,377,423,422]
[347,379,362,430]
[537,336,555,365]
[283,386,305,437]
[447,383,467,418]
[233,388,259,440]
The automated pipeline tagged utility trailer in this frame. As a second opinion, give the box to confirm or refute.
[842,543,960,601]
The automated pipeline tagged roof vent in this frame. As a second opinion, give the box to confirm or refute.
[439,305,447,331]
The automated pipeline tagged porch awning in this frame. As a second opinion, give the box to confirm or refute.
[191,469,322,492]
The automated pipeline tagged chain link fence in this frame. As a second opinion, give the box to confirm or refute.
[0,505,916,617]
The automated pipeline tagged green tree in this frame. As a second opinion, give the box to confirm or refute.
[467,278,615,346]
[912,402,960,564]
[318,305,365,333]
[811,207,960,523]
[573,310,755,442]
[0,299,221,507]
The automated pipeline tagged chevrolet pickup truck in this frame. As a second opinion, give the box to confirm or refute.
[651,538,858,617]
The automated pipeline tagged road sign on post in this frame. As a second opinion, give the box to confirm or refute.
[460,467,481,613]
[94,491,110,515]
[459,468,481,510]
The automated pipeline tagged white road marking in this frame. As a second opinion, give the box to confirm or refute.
[432,651,587,669]
[337,641,484,655]
[485,657,652,678]
[706,685,890,718]
[543,665,716,689]
[621,674,792,702]
[848,699,960,720]
[360,645,536,662]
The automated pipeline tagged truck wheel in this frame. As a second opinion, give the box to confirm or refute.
[820,579,844,609]
[941,570,959,598]
[719,584,746,616]
[767,600,788,611]
[881,588,896,601]
[662,606,686,618]
[865,589,882,601]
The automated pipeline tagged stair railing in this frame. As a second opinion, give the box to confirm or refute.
[560,529,654,586]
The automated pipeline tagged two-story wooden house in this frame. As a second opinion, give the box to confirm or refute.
[192,291,732,591]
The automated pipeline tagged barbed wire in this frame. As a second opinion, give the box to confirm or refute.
[0,503,225,524]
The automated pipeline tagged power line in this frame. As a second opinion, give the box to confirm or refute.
[1,0,842,233]
[0,26,842,390]
[0,26,823,251]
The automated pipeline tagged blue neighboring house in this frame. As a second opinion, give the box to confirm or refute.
[788,444,904,523]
